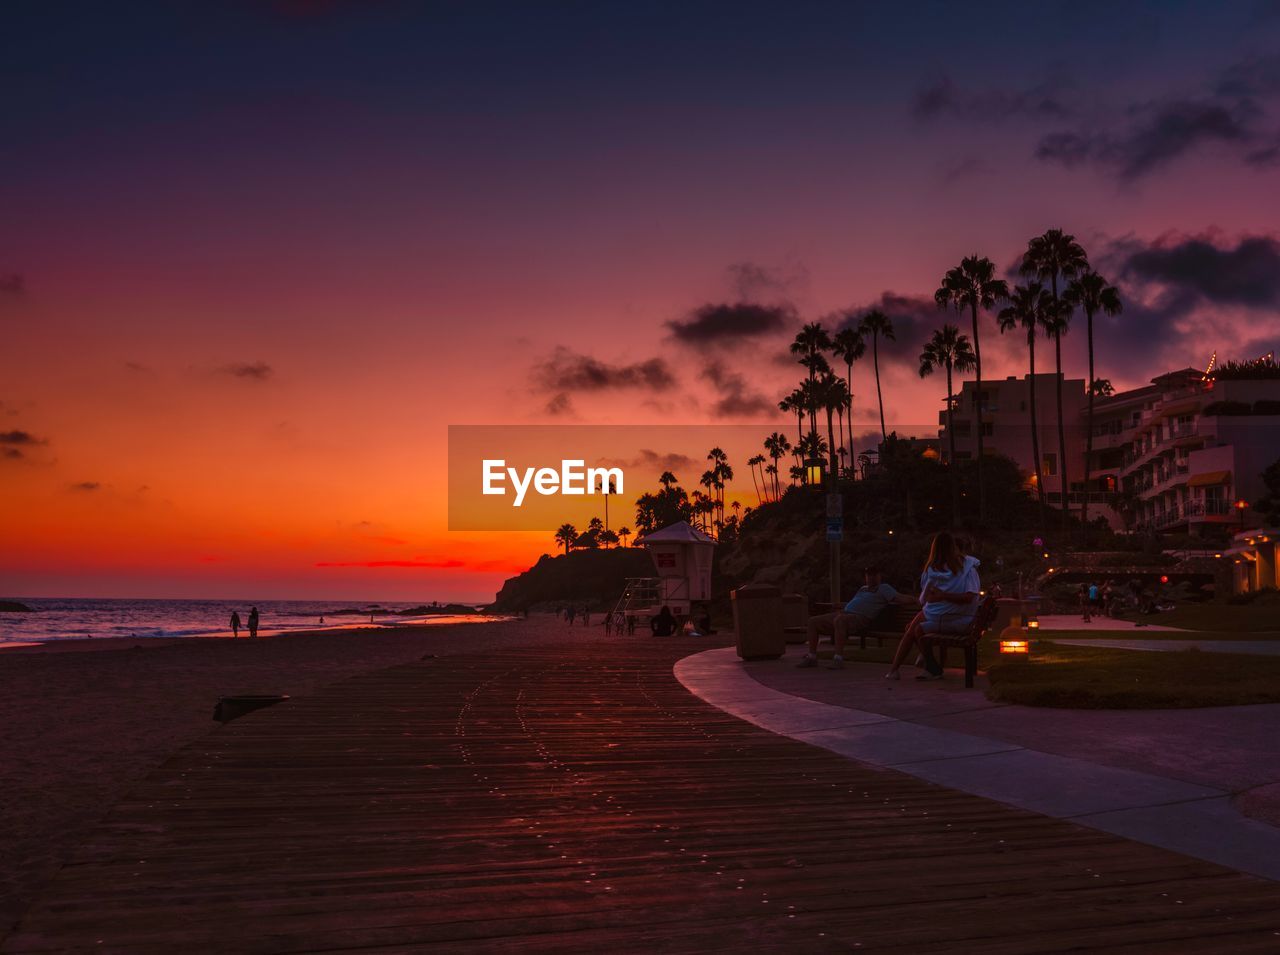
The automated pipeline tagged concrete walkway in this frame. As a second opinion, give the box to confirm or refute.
[1052,637,1280,656]
[675,646,1280,882]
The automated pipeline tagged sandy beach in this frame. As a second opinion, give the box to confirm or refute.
[0,613,605,935]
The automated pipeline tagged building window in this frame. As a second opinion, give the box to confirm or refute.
[981,423,994,437]
[1042,453,1057,476]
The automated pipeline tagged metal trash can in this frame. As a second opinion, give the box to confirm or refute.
[213,694,290,723]
[732,584,784,660]
[781,593,808,643]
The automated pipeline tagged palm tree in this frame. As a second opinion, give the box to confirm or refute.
[600,475,618,531]
[618,526,632,548]
[919,324,977,517]
[747,453,766,504]
[935,255,1008,522]
[1065,269,1123,534]
[764,432,790,501]
[658,470,677,490]
[790,322,832,434]
[766,462,779,494]
[858,310,895,443]
[998,283,1053,527]
[1022,230,1088,535]
[832,326,865,468]
[554,523,578,555]
[817,373,849,483]
[1038,294,1074,533]
[779,388,806,450]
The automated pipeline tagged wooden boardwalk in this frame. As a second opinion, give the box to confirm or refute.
[7,641,1280,953]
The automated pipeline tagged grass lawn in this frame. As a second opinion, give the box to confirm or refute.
[987,641,1280,709]
[1118,601,1280,633]
[1041,628,1280,642]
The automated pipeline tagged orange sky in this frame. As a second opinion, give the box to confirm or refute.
[4,3,1280,600]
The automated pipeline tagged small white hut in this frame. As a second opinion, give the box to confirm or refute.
[639,521,716,617]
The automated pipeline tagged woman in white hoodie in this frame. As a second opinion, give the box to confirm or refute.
[886,532,980,680]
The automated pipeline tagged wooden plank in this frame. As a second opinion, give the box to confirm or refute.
[5,642,1280,953]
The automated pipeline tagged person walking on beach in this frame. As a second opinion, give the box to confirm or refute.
[230,610,241,639]
[581,605,591,626]
[248,607,260,639]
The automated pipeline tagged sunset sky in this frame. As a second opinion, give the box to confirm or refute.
[4,1,1280,600]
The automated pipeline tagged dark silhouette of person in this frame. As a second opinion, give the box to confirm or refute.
[650,605,677,637]
[248,607,259,639]
[230,611,241,639]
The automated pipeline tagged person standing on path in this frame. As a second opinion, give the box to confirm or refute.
[248,607,259,639]
[230,610,241,638]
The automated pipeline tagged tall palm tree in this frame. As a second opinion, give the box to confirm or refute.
[658,470,677,490]
[858,310,895,443]
[779,388,806,451]
[935,255,1008,522]
[747,453,766,504]
[817,373,849,483]
[998,283,1053,527]
[790,322,832,434]
[1065,269,1123,534]
[1038,294,1074,533]
[554,523,578,555]
[1022,230,1088,535]
[832,326,865,474]
[618,526,632,548]
[600,475,618,531]
[764,432,790,501]
[919,324,977,517]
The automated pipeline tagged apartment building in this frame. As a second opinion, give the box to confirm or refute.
[940,373,1087,508]
[940,366,1280,535]
[1090,369,1280,534]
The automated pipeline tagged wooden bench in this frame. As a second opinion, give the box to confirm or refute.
[918,595,1000,688]
[784,602,920,650]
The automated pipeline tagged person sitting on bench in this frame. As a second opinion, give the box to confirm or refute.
[797,566,915,669]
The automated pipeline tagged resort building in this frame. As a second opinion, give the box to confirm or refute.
[1089,369,1280,534]
[939,373,1087,509]
[1229,528,1279,594]
[939,365,1280,536]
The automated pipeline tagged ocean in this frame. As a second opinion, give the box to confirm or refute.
[0,598,493,643]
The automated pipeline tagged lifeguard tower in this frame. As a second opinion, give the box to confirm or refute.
[610,521,716,628]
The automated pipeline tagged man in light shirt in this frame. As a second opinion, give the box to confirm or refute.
[797,566,916,670]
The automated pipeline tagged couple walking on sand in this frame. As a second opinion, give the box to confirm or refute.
[229,607,259,639]
[796,532,980,679]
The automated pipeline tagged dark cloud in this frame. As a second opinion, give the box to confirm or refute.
[531,347,673,393]
[544,392,574,416]
[726,261,809,301]
[912,75,1073,122]
[836,292,940,359]
[124,360,152,374]
[1215,53,1280,99]
[1117,232,1280,308]
[704,360,775,418]
[1035,99,1258,181]
[0,429,47,462]
[1082,231,1280,380]
[70,481,101,492]
[667,302,795,347]
[597,449,698,473]
[221,361,274,381]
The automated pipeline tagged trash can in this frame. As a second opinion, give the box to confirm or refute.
[732,584,784,660]
[781,593,808,643]
[213,694,290,723]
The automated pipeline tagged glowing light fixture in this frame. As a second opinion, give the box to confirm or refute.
[999,639,1030,655]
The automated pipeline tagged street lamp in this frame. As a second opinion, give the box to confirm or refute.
[1235,499,1249,532]
[805,458,825,487]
